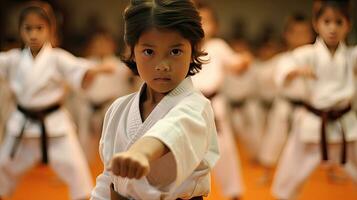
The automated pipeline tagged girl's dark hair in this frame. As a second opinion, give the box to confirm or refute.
[284,13,309,32]
[19,1,58,46]
[122,0,207,76]
[313,0,350,21]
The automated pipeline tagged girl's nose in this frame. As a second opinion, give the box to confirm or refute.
[29,32,38,41]
[155,60,170,71]
[329,23,338,32]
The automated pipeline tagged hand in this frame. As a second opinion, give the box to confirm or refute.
[297,66,317,79]
[109,151,150,179]
[232,51,253,74]
[97,63,116,74]
[82,64,116,89]
[286,65,316,81]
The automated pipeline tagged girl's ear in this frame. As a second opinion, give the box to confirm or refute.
[312,19,319,34]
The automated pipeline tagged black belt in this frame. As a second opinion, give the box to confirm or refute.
[10,104,61,164]
[110,183,203,200]
[289,99,351,164]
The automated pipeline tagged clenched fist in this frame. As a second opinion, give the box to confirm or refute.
[109,151,150,179]
[286,65,317,82]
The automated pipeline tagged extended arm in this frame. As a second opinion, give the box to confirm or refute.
[109,137,169,179]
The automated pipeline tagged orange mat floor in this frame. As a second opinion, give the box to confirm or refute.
[4,136,357,200]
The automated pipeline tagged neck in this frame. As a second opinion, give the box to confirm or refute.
[30,49,40,57]
[327,44,338,56]
[30,45,44,58]
[144,86,165,106]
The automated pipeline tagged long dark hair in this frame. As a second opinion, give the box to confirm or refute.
[313,0,350,21]
[122,0,207,76]
[19,1,58,47]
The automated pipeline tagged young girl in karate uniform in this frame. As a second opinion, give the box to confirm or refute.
[257,13,315,183]
[68,29,136,161]
[192,3,252,200]
[91,0,219,200]
[272,0,357,199]
[0,1,114,199]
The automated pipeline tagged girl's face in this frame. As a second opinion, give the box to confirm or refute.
[133,28,192,94]
[20,12,50,53]
[314,7,350,48]
[285,22,314,50]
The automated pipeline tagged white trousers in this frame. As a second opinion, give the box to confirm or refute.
[272,119,357,199]
[0,130,93,199]
[211,95,244,198]
[232,99,265,160]
[259,98,292,167]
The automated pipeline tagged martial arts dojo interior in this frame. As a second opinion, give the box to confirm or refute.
[1,0,357,199]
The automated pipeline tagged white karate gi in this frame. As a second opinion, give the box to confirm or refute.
[67,55,133,158]
[272,38,357,199]
[192,38,244,198]
[258,52,301,167]
[0,79,14,144]
[0,43,93,199]
[242,57,282,161]
[222,64,256,135]
[91,77,219,200]
[353,57,357,112]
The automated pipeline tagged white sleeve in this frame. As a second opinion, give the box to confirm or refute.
[275,45,313,87]
[352,45,357,72]
[90,171,112,200]
[55,49,93,89]
[0,49,18,79]
[143,96,219,187]
[216,39,243,69]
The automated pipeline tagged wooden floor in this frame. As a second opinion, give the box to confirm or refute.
[4,136,357,200]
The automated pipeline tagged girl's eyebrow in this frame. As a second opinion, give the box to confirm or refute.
[139,43,185,47]
[140,43,155,47]
[23,23,46,26]
[170,43,184,48]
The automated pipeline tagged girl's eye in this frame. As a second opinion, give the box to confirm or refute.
[170,49,182,56]
[25,26,31,31]
[143,49,154,56]
[324,19,330,24]
[336,19,343,26]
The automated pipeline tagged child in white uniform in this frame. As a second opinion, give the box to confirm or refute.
[272,0,357,199]
[257,13,315,182]
[192,3,251,200]
[241,35,281,161]
[90,1,219,200]
[67,29,135,160]
[0,79,14,144]
[0,1,115,200]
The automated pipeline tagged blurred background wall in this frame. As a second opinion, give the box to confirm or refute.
[1,0,356,54]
